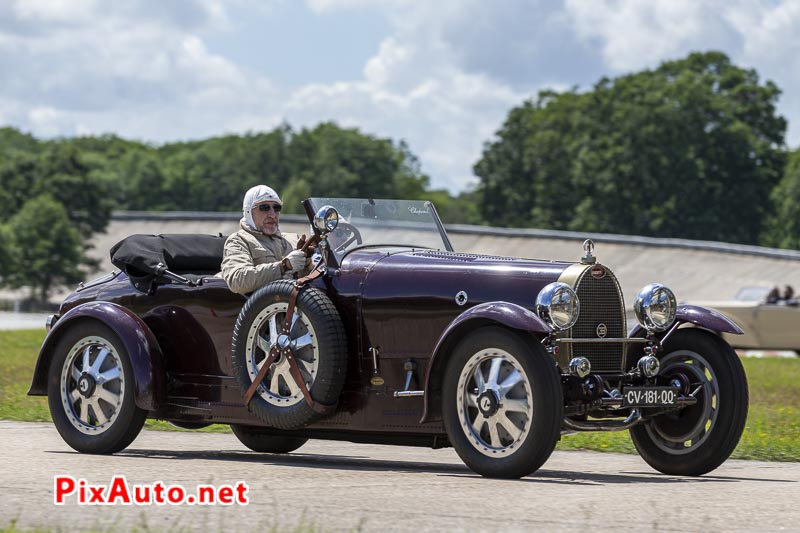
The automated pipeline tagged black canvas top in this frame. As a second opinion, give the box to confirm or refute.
[110,234,226,278]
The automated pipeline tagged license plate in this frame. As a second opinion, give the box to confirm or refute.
[622,387,679,407]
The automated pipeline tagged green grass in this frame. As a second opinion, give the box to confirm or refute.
[2,329,798,460]
[0,329,51,422]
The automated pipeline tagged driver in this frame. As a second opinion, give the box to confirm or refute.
[221,185,315,294]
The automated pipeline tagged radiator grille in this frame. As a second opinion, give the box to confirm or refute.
[570,266,627,372]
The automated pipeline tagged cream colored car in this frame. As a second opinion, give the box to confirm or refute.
[694,287,799,353]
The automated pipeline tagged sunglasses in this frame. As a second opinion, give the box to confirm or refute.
[257,203,282,213]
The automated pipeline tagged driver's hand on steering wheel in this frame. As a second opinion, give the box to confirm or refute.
[296,234,318,257]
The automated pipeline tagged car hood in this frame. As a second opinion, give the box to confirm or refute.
[345,248,574,310]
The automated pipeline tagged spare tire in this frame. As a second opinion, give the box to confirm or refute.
[232,280,347,429]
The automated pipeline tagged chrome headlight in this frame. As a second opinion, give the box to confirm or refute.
[633,283,677,332]
[314,205,339,234]
[536,282,580,331]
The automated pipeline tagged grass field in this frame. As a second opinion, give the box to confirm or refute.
[2,329,798,461]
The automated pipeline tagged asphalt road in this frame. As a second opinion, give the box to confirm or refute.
[0,421,798,532]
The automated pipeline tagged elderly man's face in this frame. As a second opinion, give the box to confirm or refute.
[252,202,281,234]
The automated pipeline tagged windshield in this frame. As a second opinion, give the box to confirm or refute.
[307,198,453,259]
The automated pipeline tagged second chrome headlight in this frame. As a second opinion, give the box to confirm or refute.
[536,282,580,331]
[633,283,677,332]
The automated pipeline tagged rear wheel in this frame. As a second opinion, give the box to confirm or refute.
[230,424,308,453]
[630,329,748,476]
[442,326,562,479]
[47,322,147,454]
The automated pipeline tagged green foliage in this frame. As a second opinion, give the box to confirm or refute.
[3,195,87,301]
[112,123,431,214]
[0,225,11,283]
[763,147,800,249]
[475,51,788,244]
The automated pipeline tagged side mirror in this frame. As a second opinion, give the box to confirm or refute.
[314,205,339,234]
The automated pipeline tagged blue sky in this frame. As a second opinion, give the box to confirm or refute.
[1,0,799,193]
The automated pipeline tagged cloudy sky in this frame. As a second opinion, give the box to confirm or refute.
[1,0,799,192]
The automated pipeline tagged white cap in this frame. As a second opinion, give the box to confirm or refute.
[242,185,282,230]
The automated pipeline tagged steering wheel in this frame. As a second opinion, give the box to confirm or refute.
[331,222,362,253]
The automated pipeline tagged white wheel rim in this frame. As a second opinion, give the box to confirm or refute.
[245,302,319,407]
[60,336,125,435]
[456,348,533,458]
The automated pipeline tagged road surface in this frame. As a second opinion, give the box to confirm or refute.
[0,421,797,532]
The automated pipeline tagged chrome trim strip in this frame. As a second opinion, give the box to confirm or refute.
[556,338,650,344]
[393,390,424,398]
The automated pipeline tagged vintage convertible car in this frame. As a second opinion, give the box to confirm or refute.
[692,286,800,353]
[29,198,749,479]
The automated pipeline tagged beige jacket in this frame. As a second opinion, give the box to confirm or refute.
[221,222,306,294]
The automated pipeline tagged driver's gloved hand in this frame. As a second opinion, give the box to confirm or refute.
[285,250,307,274]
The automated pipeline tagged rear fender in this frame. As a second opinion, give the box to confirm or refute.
[27,301,165,411]
[629,304,744,338]
[420,302,551,423]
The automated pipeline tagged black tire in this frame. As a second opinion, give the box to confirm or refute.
[232,280,347,430]
[230,424,308,453]
[47,321,147,454]
[630,328,749,476]
[442,326,563,479]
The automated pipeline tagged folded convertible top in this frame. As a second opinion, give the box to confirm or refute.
[110,234,226,292]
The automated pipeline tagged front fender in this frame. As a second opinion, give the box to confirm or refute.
[630,304,744,338]
[420,302,551,423]
[28,301,165,411]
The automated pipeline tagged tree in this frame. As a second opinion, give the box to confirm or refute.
[474,52,787,244]
[3,194,87,301]
[763,148,800,249]
[287,123,430,200]
[33,143,116,238]
[0,225,11,284]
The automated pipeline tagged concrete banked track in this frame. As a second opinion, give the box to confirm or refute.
[91,211,800,306]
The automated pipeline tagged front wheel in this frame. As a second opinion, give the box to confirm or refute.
[47,322,147,454]
[630,329,749,476]
[442,326,563,479]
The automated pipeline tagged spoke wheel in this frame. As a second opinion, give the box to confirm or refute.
[630,329,748,476]
[47,322,146,454]
[443,326,562,479]
[60,335,125,434]
[456,349,533,456]
[233,280,347,430]
[246,303,320,407]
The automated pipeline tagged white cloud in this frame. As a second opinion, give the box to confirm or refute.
[3,0,800,195]
[13,0,98,23]
[565,0,736,72]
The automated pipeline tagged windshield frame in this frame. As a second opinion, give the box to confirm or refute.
[302,198,453,267]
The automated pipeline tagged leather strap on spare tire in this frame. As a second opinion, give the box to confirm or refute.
[243,268,323,408]
[233,272,347,430]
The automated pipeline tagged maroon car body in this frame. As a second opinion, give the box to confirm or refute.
[29,198,749,478]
